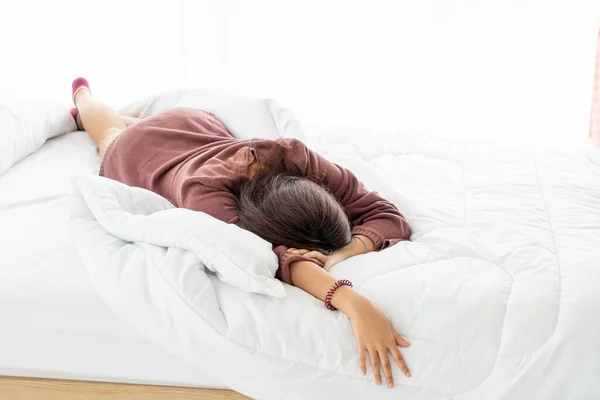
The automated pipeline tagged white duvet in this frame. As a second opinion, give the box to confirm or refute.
[70,91,600,399]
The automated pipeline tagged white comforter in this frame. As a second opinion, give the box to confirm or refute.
[70,91,600,399]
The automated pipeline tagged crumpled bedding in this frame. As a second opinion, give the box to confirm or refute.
[70,90,600,400]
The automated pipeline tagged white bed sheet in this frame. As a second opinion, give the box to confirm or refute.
[0,132,224,388]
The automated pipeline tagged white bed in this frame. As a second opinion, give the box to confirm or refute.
[0,131,225,389]
[3,90,600,400]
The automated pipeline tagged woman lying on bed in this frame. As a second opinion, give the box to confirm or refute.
[70,78,412,388]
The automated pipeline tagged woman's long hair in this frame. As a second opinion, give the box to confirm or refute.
[233,170,353,254]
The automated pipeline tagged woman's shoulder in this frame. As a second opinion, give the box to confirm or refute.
[253,137,309,166]
[275,137,305,147]
[256,137,328,180]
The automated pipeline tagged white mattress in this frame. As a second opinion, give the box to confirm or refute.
[0,131,225,388]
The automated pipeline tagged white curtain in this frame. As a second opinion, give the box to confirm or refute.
[1,0,598,144]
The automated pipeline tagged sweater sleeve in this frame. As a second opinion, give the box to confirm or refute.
[181,182,320,286]
[284,139,411,250]
[273,245,324,285]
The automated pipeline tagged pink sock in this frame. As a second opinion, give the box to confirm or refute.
[72,77,91,104]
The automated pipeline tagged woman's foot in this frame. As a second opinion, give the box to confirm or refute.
[72,77,91,105]
[71,77,91,130]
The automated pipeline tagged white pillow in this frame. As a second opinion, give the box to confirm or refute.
[0,96,76,175]
[119,89,308,142]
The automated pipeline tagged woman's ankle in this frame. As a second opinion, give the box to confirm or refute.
[71,77,91,106]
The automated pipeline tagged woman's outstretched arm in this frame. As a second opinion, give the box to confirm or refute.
[282,138,411,250]
[289,260,411,388]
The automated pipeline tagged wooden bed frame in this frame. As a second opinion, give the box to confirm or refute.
[0,376,251,400]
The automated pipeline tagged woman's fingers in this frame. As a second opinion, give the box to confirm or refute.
[392,329,411,347]
[304,251,328,264]
[358,346,367,376]
[390,344,411,378]
[368,347,382,385]
[286,248,330,265]
[377,348,394,388]
[286,248,310,255]
[390,330,411,377]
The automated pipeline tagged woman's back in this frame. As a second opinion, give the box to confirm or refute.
[99,106,410,284]
[100,107,286,206]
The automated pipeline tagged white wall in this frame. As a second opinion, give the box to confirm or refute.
[1,0,598,144]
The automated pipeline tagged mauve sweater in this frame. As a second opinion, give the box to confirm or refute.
[100,107,411,285]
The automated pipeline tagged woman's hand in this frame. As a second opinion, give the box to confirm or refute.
[287,235,373,270]
[286,247,349,271]
[288,260,411,388]
[346,297,411,387]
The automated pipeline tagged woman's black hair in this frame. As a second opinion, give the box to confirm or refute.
[233,170,352,254]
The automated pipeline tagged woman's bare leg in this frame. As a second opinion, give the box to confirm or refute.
[74,89,127,157]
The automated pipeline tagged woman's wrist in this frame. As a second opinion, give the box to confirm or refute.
[338,234,374,259]
[330,286,371,319]
[287,259,371,318]
[354,234,375,252]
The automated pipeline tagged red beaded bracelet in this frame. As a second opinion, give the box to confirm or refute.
[324,279,353,311]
